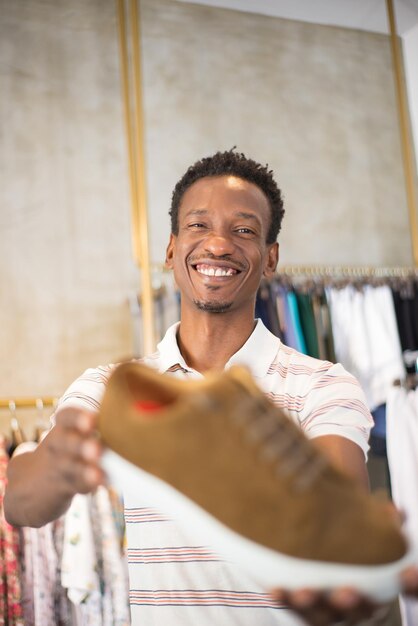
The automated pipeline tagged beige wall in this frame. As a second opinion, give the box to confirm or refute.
[142,0,411,266]
[0,0,413,420]
[0,0,137,405]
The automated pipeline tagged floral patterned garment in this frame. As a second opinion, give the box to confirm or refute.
[0,436,24,626]
[14,441,72,626]
[91,486,130,626]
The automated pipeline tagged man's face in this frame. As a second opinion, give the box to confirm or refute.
[165,175,278,315]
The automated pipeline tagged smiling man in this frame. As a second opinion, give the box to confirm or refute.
[166,170,280,372]
[5,149,418,625]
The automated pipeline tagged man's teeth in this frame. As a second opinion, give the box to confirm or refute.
[197,265,236,277]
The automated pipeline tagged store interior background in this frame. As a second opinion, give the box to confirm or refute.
[1,0,418,427]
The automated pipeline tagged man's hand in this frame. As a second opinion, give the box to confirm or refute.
[271,565,418,625]
[271,587,383,625]
[401,566,418,598]
[4,406,105,527]
[44,406,105,497]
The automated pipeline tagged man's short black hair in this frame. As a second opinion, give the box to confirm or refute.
[169,149,285,244]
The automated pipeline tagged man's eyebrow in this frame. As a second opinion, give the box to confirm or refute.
[183,209,261,225]
[184,209,208,218]
[236,211,261,224]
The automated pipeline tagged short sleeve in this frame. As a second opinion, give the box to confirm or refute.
[50,365,115,425]
[299,362,373,459]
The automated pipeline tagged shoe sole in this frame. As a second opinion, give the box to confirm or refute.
[102,449,415,603]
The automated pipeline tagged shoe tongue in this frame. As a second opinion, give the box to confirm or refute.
[134,400,163,412]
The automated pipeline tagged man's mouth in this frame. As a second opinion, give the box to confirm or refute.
[194,263,239,277]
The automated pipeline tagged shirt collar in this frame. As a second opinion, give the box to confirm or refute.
[157,322,191,373]
[157,319,280,379]
[225,319,281,379]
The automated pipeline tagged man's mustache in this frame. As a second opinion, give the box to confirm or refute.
[188,254,247,272]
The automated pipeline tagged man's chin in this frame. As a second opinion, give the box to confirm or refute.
[193,299,232,314]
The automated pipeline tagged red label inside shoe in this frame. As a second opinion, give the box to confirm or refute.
[134,400,162,412]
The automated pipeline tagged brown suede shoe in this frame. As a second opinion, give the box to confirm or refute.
[99,361,412,601]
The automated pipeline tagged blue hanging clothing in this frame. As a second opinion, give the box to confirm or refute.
[370,403,387,457]
[286,291,308,354]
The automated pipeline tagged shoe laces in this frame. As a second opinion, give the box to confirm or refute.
[180,378,327,491]
[225,384,327,492]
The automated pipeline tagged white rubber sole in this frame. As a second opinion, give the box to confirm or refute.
[102,449,415,602]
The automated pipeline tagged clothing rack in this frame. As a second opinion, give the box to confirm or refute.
[0,397,58,410]
[152,264,418,278]
[0,397,58,440]
[276,266,418,278]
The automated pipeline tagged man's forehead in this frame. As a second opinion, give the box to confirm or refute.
[187,174,250,191]
[179,174,268,207]
[222,175,249,190]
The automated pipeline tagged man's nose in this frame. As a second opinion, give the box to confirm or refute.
[203,232,235,256]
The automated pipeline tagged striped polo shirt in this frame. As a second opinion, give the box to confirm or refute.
[58,320,372,626]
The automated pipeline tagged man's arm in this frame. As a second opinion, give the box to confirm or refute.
[312,434,370,490]
[4,407,104,527]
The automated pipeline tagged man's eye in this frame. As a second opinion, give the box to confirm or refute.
[189,223,206,228]
[236,227,254,235]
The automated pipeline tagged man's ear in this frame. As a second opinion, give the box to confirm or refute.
[263,242,279,278]
[165,233,176,269]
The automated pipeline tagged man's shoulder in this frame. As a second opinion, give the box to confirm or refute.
[65,352,162,394]
[141,350,162,368]
[273,342,335,376]
[269,343,362,399]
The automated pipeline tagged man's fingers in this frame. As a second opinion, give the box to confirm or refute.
[58,457,105,494]
[80,438,102,462]
[270,589,335,626]
[327,587,371,610]
[327,588,378,624]
[270,587,382,626]
[55,407,98,433]
[44,428,102,461]
[401,566,418,597]
[288,594,341,626]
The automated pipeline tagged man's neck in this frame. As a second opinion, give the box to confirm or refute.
[177,309,256,373]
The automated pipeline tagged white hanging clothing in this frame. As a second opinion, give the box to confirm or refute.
[386,386,418,626]
[327,285,405,410]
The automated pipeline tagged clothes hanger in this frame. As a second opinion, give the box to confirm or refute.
[8,400,25,455]
[404,351,418,390]
[394,352,418,390]
[34,398,46,443]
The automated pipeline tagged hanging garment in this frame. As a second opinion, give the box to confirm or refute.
[311,294,326,361]
[132,274,181,356]
[20,523,62,625]
[255,291,271,330]
[285,291,307,354]
[369,404,387,458]
[267,289,282,340]
[326,285,405,411]
[392,282,418,373]
[295,292,319,359]
[13,441,67,626]
[386,386,418,626]
[272,284,293,347]
[52,518,74,625]
[311,293,336,363]
[256,284,282,339]
[0,437,24,626]
[90,487,130,626]
[61,494,103,624]
[322,293,336,363]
